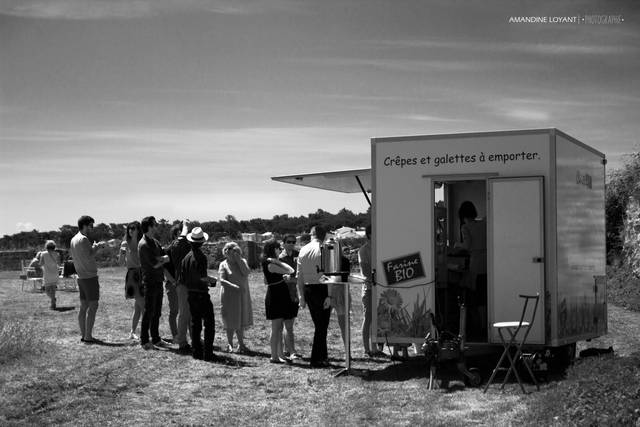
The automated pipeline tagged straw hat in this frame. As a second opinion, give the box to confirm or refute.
[187,227,208,243]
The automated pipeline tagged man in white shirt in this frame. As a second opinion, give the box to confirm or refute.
[359,224,383,356]
[297,225,332,368]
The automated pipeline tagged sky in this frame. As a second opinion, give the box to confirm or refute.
[1,0,639,236]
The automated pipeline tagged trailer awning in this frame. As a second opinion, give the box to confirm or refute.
[271,168,372,205]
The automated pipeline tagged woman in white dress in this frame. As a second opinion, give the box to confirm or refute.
[39,240,60,310]
[218,242,253,353]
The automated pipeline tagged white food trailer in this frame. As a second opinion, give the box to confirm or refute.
[273,129,606,362]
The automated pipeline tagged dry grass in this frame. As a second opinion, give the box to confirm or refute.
[523,352,640,426]
[0,267,639,426]
[0,315,42,364]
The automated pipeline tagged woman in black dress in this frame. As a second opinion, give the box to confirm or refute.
[262,239,295,363]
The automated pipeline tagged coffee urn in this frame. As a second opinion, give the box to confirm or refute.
[321,237,342,275]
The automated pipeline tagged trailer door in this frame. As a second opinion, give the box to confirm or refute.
[488,177,544,344]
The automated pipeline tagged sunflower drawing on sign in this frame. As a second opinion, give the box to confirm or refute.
[377,289,411,336]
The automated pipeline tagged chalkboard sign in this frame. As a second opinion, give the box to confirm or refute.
[382,252,425,285]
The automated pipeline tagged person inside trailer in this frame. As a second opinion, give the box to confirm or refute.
[455,201,487,340]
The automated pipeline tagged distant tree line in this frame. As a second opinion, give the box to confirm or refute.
[0,208,371,250]
[5,146,640,266]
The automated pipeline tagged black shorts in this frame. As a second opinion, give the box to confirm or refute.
[78,276,100,301]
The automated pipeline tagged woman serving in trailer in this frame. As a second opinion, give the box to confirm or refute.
[456,201,487,340]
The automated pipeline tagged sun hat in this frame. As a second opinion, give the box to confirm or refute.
[187,227,209,243]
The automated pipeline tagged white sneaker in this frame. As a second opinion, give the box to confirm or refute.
[129,332,139,340]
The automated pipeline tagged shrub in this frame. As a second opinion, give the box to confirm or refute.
[606,151,640,261]
[607,264,640,312]
[622,196,640,277]
[94,246,119,267]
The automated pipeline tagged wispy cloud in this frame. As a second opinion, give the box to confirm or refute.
[503,109,551,122]
[392,114,471,123]
[490,97,598,108]
[291,56,535,73]
[487,97,553,122]
[15,222,35,232]
[366,38,639,56]
[0,0,300,20]
[1,125,370,145]
[295,92,408,103]
[0,125,371,176]
[485,90,639,124]
[0,0,154,20]
[0,105,28,116]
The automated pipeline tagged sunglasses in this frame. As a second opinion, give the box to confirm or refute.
[284,241,296,244]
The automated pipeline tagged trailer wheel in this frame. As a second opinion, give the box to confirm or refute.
[550,343,576,373]
[464,368,482,388]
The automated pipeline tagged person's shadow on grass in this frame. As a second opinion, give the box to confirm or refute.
[205,353,254,367]
[361,358,430,382]
[52,306,75,312]
[237,349,270,358]
[167,347,256,367]
[82,338,128,348]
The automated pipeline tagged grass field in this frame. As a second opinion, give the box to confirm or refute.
[1,267,639,426]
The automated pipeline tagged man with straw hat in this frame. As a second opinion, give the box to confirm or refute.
[178,227,230,361]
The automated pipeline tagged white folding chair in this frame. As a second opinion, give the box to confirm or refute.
[483,293,540,394]
[20,259,44,292]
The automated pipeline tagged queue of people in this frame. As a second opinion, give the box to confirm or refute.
[39,215,377,368]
